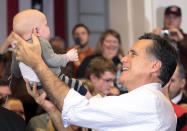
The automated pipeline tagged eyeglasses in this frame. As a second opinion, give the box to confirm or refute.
[101,78,115,83]
[105,40,119,44]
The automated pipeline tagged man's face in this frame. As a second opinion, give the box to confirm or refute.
[119,40,155,91]
[164,14,181,29]
[73,27,89,47]
[168,66,185,99]
[0,86,11,99]
[91,71,116,95]
[0,85,11,106]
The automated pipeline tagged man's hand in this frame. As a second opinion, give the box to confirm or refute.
[13,33,43,69]
[152,27,184,42]
[25,81,57,113]
[169,28,184,42]
[152,28,163,35]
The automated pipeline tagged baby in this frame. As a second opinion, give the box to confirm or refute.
[10,9,84,92]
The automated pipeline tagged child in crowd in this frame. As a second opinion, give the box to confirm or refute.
[8,9,86,94]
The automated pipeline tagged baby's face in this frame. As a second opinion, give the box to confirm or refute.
[38,15,50,40]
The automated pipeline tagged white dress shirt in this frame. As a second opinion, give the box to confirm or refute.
[171,91,183,104]
[62,83,176,131]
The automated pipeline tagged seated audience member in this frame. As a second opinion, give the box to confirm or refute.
[0,52,12,79]
[67,24,94,75]
[49,36,65,50]
[0,106,26,131]
[163,69,187,131]
[77,29,123,78]
[85,57,117,97]
[167,62,187,106]
[0,79,25,131]
[152,5,187,80]
[0,79,11,103]
[77,29,126,93]
[6,95,25,121]
[13,32,178,130]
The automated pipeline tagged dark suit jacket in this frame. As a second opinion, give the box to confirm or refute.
[0,107,25,131]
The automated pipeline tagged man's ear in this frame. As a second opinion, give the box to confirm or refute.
[32,26,40,37]
[181,78,186,89]
[152,60,162,73]
[89,74,97,82]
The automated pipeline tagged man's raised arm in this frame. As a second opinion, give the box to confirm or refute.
[13,32,70,111]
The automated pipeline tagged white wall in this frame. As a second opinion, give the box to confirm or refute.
[109,0,129,54]
[0,0,7,45]
[109,0,187,54]
[153,0,187,32]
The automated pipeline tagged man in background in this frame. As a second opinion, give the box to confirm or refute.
[85,57,117,97]
[67,24,94,75]
[167,63,187,106]
[152,5,187,81]
[0,79,25,131]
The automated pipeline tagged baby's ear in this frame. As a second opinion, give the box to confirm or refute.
[32,26,40,37]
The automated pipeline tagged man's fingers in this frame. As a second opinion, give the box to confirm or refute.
[12,32,25,44]
[31,34,42,55]
[40,92,47,99]
[25,80,32,95]
[32,34,40,46]
[32,82,38,93]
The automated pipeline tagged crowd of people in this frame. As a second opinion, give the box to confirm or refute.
[0,5,187,131]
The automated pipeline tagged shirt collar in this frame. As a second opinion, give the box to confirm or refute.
[138,83,162,91]
[171,91,182,104]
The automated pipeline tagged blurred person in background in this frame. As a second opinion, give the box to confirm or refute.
[6,95,26,121]
[152,5,187,86]
[77,29,126,93]
[0,79,25,131]
[49,36,65,50]
[67,24,94,76]
[85,57,117,97]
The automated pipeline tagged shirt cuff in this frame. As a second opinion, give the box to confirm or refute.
[62,88,87,127]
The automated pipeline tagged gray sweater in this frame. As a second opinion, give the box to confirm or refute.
[11,38,67,78]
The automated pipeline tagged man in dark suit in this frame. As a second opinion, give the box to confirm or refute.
[168,63,187,105]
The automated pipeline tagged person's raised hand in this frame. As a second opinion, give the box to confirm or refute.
[169,28,184,42]
[25,80,56,113]
[152,28,163,35]
[0,32,17,54]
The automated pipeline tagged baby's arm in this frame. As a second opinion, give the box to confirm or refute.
[40,39,78,67]
[66,48,78,62]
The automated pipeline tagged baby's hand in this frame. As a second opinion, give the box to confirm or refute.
[66,48,78,62]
